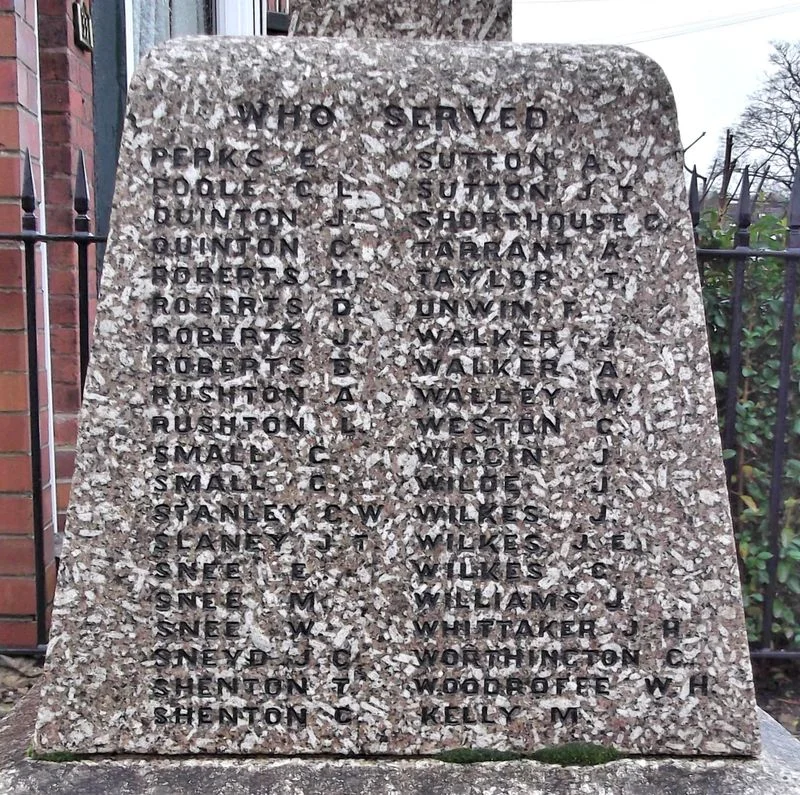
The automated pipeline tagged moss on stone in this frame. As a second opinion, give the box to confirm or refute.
[435,743,623,766]
[532,743,623,766]
[434,748,524,764]
[25,746,80,762]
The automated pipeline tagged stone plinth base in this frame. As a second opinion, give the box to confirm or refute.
[2,687,799,795]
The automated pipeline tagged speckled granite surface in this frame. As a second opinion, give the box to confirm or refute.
[288,0,510,40]
[35,37,758,756]
[5,690,799,794]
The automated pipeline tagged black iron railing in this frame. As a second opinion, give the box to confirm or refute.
[691,165,800,661]
[0,150,106,656]
[0,152,798,662]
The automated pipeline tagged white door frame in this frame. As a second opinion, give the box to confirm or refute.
[215,0,256,34]
[124,0,136,85]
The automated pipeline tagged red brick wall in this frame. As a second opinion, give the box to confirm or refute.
[37,0,94,547]
[0,0,55,650]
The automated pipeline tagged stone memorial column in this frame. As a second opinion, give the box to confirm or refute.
[34,0,759,758]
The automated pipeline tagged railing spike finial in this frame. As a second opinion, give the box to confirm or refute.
[737,166,751,228]
[689,166,700,229]
[74,150,89,217]
[74,150,90,233]
[734,166,751,248]
[789,164,800,227]
[21,150,37,232]
[788,163,800,249]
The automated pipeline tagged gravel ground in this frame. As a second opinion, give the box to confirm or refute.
[753,660,800,739]
[0,656,41,720]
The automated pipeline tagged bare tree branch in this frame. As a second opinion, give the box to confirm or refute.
[726,41,800,194]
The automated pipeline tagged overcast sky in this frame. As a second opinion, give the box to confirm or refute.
[512,0,800,178]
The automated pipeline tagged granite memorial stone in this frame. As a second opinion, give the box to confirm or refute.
[289,0,510,40]
[34,36,760,757]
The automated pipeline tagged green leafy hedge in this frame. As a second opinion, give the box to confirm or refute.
[698,209,800,645]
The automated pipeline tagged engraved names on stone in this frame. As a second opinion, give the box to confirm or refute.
[36,38,758,756]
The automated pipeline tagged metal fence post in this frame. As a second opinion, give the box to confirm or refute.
[74,150,91,395]
[760,166,800,649]
[721,169,751,515]
[0,151,107,657]
[20,151,48,649]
